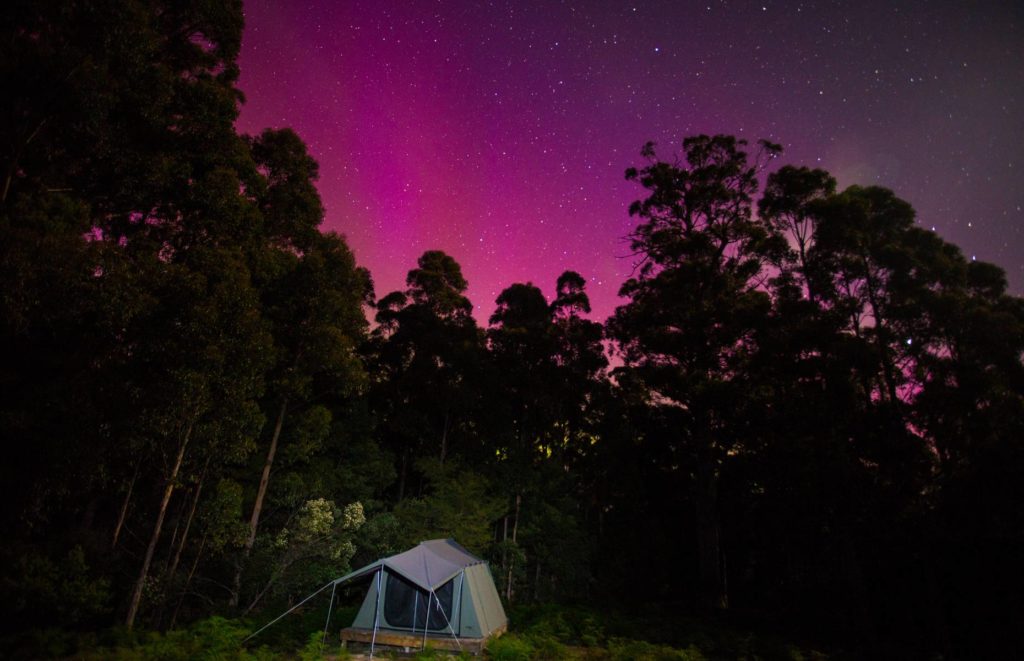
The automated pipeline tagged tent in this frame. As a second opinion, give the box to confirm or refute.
[335,539,507,653]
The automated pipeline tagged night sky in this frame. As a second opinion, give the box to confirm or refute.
[236,1,1024,322]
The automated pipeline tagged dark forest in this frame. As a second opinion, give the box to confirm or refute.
[2,2,1022,659]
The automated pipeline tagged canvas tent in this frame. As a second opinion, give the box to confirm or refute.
[334,539,507,653]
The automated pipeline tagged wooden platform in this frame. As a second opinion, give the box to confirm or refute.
[340,625,506,655]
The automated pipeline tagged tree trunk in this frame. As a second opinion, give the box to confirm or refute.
[243,554,297,616]
[512,493,521,543]
[231,397,288,608]
[505,561,515,603]
[694,456,727,612]
[501,516,509,563]
[398,449,409,502]
[163,494,186,573]
[167,458,208,582]
[152,462,207,631]
[243,578,277,616]
[862,262,901,406]
[112,464,139,549]
[168,533,207,631]
[505,493,521,603]
[125,420,193,629]
[439,409,450,465]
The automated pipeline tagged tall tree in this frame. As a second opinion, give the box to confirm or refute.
[485,274,606,601]
[123,246,270,628]
[232,229,372,608]
[370,250,483,497]
[609,136,784,611]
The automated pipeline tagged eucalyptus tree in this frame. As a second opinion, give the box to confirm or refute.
[371,250,484,497]
[487,281,560,598]
[231,228,372,609]
[486,273,606,601]
[759,171,1024,652]
[609,136,785,611]
[122,245,271,628]
[550,271,607,465]
[913,259,1024,656]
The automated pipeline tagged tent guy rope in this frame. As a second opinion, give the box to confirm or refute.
[243,578,335,643]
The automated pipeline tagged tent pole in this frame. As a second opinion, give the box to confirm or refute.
[432,588,462,650]
[457,570,465,630]
[422,552,431,649]
[320,581,337,652]
[370,569,382,660]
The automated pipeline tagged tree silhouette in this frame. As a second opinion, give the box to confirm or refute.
[611,135,784,611]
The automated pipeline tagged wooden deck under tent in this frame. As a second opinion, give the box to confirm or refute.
[340,623,506,654]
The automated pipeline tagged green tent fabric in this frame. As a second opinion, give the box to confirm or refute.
[339,539,507,641]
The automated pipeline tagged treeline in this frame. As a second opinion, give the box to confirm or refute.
[1,1,1022,658]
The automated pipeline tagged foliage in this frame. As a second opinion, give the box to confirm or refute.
[394,459,506,553]
[69,617,275,661]
[605,638,706,661]
[1,546,111,626]
[242,498,364,614]
[487,634,536,661]
[296,630,327,661]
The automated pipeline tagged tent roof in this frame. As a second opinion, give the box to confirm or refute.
[334,539,485,592]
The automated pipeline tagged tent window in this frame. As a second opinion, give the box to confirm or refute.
[384,572,455,631]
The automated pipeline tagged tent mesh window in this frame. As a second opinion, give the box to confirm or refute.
[384,572,455,631]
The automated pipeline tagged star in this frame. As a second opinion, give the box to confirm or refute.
[236,0,1024,318]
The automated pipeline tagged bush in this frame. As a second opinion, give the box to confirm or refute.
[508,603,606,648]
[70,617,276,661]
[3,546,111,626]
[487,634,534,661]
[606,638,706,661]
[297,630,326,661]
[523,632,573,660]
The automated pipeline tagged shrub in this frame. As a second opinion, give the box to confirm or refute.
[523,632,573,660]
[4,546,111,626]
[487,633,534,661]
[606,638,706,661]
[71,617,272,661]
[297,630,326,661]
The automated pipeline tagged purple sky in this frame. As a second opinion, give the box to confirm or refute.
[236,1,1024,322]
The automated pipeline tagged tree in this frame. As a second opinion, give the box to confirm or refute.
[757,172,1024,652]
[609,135,783,611]
[758,165,836,304]
[485,274,606,602]
[122,245,271,628]
[232,230,372,608]
[370,250,484,498]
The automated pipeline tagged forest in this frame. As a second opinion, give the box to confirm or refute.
[2,2,1022,660]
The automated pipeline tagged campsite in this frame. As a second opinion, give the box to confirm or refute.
[2,1,1023,659]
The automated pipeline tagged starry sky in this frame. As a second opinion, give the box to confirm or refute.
[235,0,1024,322]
